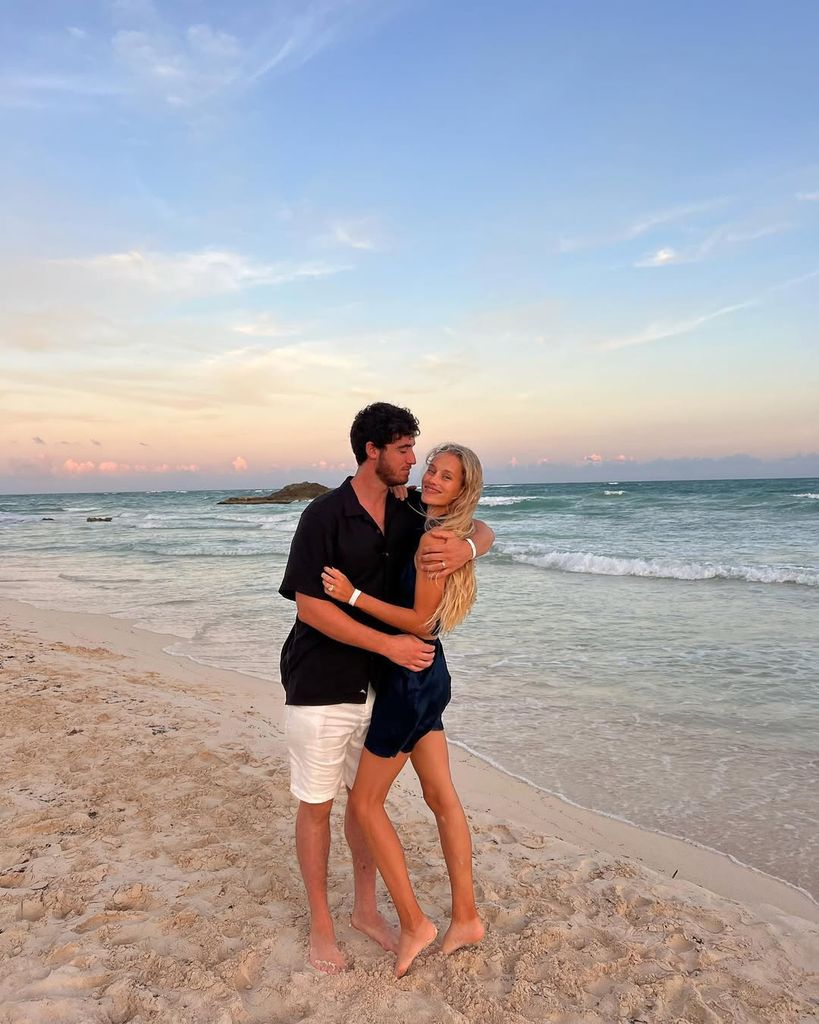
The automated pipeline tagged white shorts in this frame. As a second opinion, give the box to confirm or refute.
[285,688,376,804]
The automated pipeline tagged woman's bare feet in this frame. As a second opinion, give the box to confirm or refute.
[441,915,485,955]
[309,930,348,974]
[350,910,400,953]
[395,917,438,978]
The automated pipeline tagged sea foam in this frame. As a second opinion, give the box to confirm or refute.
[497,544,819,586]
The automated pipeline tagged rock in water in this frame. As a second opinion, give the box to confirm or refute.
[218,482,331,505]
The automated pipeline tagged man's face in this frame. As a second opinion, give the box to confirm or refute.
[374,435,416,487]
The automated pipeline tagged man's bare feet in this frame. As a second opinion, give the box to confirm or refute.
[309,931,348,974]
[350,910,400,953]
[441,916,485,955]
[395,917,438,978]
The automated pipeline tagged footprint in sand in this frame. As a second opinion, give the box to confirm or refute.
[482,903,528,932]
[74,910,148,933]
[667,932,698,954]
[106,883,151,911]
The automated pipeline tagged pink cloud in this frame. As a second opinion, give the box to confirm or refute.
[64,459,96,474]
[583,453,604,463]
[613,454,635,462]
[99,461,129,473]
[232,455,249,472]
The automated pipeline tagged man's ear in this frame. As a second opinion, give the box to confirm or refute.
[365,441,380,461]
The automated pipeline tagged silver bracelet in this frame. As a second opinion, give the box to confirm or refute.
[349,588,362,607]
[465,537,477,560]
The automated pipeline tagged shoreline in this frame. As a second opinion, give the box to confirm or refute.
[2,596,817,1023]
[2,595,816,926]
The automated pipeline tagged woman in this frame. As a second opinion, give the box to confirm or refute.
[321,442,486,977]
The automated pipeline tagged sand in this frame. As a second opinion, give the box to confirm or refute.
[1,598,817,1024]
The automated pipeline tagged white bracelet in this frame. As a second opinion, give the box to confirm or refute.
[348,588,362,607]
[465,537,477,560]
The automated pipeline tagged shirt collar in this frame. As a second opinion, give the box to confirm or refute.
[340,476,372,518]
[339,475,404,521]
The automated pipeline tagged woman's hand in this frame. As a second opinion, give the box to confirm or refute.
[321,566,355,603]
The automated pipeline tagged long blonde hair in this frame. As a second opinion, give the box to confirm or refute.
[423,443,483,634]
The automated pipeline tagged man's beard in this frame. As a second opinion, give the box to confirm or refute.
[375,458,410,488]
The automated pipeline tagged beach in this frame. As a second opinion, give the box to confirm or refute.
[1,597,817,1024]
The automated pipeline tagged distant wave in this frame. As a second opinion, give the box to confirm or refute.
[793,493,819,500]
[603,490,625,496]
[497,544,819,586]
[66,506,100,513]
[479,495,539,507]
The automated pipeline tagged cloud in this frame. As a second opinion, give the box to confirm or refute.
[4,3,398,112]
[138,441,149,446]
[232,314,304,338]
[0,307,127,352]
[598,300,755,351]
[112,26,243,107]
[50,249,348,298]
[203,342,361,403]
[583,453,604,463]
[634,223,790,268]
[796,191,819,202]
[598,267,819,351]
[33,436,46,445]
[232,455,248,472]
[328,219,379,251]
[90,439,102,446]
[64,458,96,474]
[559,198,727,253]
[245,2,396,84]
[635,247,678,267]
[64,459,199,477]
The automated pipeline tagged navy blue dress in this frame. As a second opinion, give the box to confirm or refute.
[364,561,452,758]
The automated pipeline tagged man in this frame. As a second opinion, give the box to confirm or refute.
[279,402,494,973]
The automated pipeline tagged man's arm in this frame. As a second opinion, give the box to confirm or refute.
[295,594,435,672]
[418,518,495,578]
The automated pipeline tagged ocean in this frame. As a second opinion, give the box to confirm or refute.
[2,477,817,899]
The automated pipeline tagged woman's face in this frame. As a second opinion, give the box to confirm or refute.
[421,452,464,511]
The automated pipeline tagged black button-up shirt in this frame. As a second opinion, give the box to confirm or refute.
[279,478,425,705]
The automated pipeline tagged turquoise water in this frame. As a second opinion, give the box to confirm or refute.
[1,478,817,897]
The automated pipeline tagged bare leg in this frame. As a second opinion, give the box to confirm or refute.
[295,799,348,973]
[410,731,485,955]
[349,750,438,977]
[345,787,399,952]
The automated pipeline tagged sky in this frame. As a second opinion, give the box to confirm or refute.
[2,0,818,493]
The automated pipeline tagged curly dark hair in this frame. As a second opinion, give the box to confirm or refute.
[349,402,420,465]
